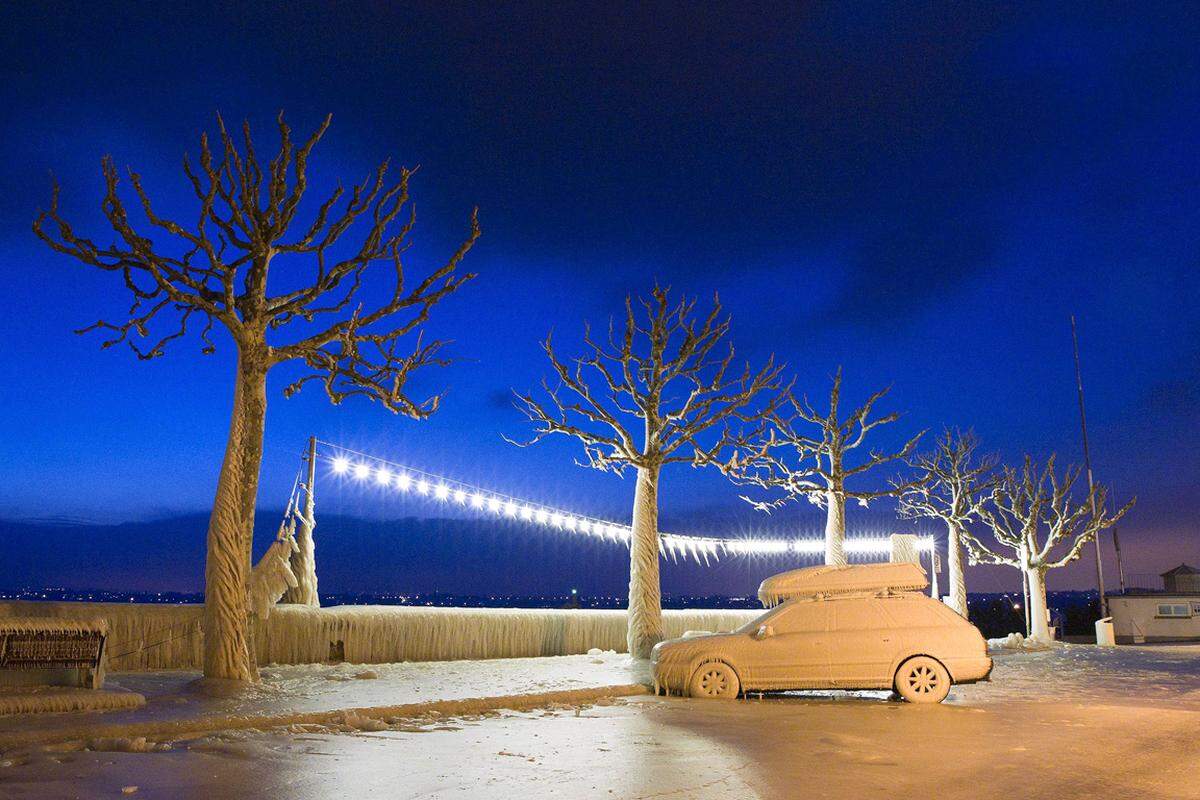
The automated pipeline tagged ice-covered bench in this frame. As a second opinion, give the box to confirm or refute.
[0,618,108,689]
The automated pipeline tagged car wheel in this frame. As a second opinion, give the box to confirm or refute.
[688,661,740,699]
[894,656,951,704]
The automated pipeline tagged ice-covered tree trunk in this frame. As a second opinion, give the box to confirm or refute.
[1026,564,1051,643]
[824,489,847,566]
[283,484,319,606]
[946,520,967,615]
[203,355,267,683]
[627,465,663,659]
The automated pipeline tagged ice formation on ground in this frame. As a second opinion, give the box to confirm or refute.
[6,645,1195,799]
[0,652,650,750]
[0,688,145,716]
[986,632,1054,652]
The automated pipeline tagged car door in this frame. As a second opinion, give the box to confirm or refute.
[826,597,896,689]
[749,601,830,689]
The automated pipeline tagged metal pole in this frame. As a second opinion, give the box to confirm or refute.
[1112,494,1127,594]
[307,436,318,498]
[1071,316,1107,618]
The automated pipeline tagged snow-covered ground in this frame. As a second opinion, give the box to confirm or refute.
[0,650,642,749]
[2,644,1198,799]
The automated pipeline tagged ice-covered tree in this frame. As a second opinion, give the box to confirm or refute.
[895,429,996,615]
[511,288,784,658]
[35,114,480,682]
[722,368,924,565]
[961,455,1133,643]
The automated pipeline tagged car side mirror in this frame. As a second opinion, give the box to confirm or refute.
[756,624,775,639]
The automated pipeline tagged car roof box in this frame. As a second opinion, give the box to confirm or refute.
[758,562,929,607]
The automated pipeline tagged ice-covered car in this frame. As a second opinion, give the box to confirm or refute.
[651,563,992,704]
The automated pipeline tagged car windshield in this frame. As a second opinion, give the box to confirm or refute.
[734,605,784,634]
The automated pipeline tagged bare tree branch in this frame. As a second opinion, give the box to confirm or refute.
[963,454,1135,571]
[896,428,998,526]
[509,285,786,473]
[721,367,926,509]
[34,113,479,416]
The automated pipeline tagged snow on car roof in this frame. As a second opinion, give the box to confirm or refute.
[757,562,929,607]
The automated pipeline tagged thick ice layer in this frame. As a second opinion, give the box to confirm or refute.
[0,652,646,750]
[0,618,108,635]
[0,688,143,716]
[758,562,928,606]
[0,603,758,671]
[4,645,1199,800]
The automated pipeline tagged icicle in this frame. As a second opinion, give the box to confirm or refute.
[248,517,300,620]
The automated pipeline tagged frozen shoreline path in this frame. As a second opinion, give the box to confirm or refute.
[0,651,648,750]
[2,644,1199,799]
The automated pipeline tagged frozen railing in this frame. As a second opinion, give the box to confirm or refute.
[0,601,759,671]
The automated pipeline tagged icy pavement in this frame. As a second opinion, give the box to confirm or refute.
[2,645,1199,799]
[962,643,1200,708]
[4,687,1198,799]
[0,650,646,749]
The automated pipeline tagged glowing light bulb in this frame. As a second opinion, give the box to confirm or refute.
[550,512,564,527]
[534,508,548,525]
[454,489,467,504]
[504,500,517,517]
[375,468,392,485]
[471,493,485,509]
[579,520,592,535]
[331,457,350,474]
[487,497,502,513]
[415,479,429,495]
[353,464,371,480]
[395,473,411,491]
[563,516,576,531]
[520,506,534,522]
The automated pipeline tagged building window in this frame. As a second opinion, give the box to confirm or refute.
[1156,603,1191,618]
[1192,602,1200,614]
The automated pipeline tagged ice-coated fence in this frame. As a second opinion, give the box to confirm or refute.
[0,602,760,671]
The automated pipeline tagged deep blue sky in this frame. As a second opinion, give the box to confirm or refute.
[1,2,1197,594]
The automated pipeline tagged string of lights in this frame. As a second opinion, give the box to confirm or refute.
[315,440,934,564]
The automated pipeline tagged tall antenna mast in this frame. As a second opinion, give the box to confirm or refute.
[1070,315,1107,618]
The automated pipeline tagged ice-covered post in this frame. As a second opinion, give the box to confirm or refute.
[284,436,320,606]
[510,287,784,659]
[890,534,920,565]
[721,369,924,566]
[896,429,996,616]
[961,455,1133,644]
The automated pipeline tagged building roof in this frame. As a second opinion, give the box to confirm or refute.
[1160,563,1200,577]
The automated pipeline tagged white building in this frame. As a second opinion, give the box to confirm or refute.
[1107,564,1200,644]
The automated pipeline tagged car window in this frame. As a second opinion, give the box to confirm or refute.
[829,598,881,631]
[879,596,947,627]
[767,602,829,634]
